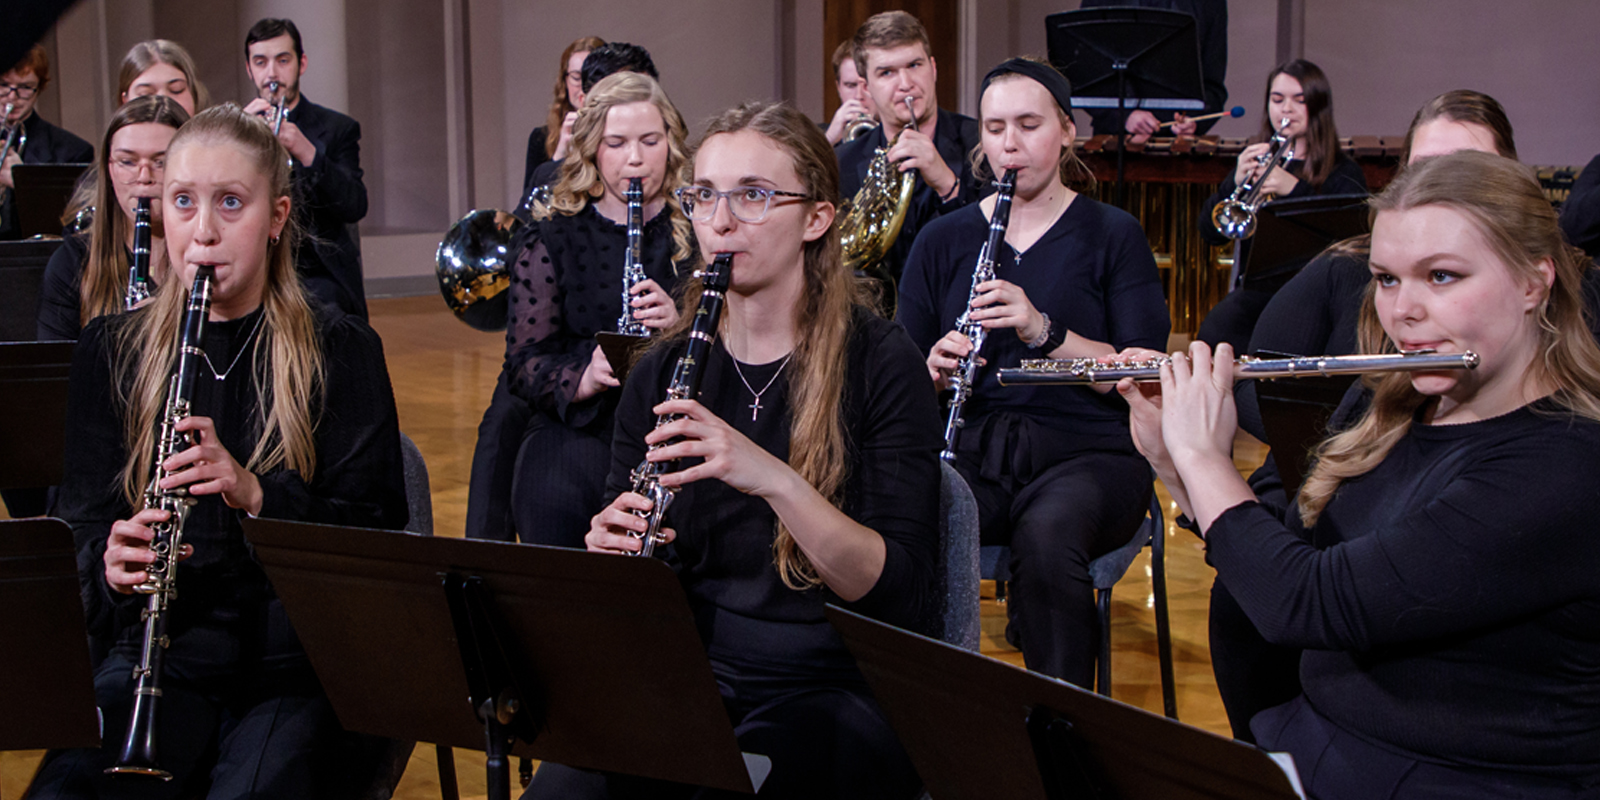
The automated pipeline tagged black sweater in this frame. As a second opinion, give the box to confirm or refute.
[605,307,942,677]
[36,232,92,340]
[56,305,407,677]
[1209,397,1600,780]
[897,195,1170,450]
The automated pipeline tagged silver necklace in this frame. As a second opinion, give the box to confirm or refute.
[202,313,265,381]
[729,351,793,421]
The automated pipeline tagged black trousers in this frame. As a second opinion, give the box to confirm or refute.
[1254,695,1599,799]
[954,414,1152,687]
[1208,578,1302,743]
[466,373,531,542]
[522,664,920,800]
[25,652,345,799]
[510,410,611,549]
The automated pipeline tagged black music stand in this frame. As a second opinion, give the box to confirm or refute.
[0,518,101,751]
[1239,193,1370,290]
[13,163,90,238]
[0,341,73,490]
[0,238,64,341]
[1257,376,1357,497]
[243,519,771,800]
[595,331,648,383]
[1047,8,1205,206]
[826,606,1305,800]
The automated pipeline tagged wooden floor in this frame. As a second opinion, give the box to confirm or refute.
[1,295,1268,800]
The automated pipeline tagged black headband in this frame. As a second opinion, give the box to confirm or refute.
[980,58,1073,115]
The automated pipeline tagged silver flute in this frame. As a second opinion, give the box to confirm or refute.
[997,350,1480,386]
[616,177,648,337]
[626,254,731,558]
[125,197,153,309]
[940,168,1017,463]
[106,266,214,779]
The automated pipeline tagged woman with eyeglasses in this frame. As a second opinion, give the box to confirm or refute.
[37,95,190,341]
[486,71,690,547]
[897,58,1169,689]
[552,98,938,800]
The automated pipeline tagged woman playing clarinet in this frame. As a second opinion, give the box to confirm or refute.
[28,104,406,798]
[897,57,1169,688]
[543,99,942,799]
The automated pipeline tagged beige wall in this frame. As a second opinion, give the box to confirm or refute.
[25,0,1600,284]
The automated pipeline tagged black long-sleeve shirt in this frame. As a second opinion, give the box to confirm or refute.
[605,307,942,677]
[1082,0,1229,136]
[504,203,683,431]
[36,232,92,340]
[897,195,1170,450]
[55,304,407,677]
[835,107,982,285]
[1209,396,1600,780]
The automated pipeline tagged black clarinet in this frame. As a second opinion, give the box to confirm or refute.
[106,267,214,780]
[626,254,731,558]
[616,177,648,336]
[125,197,154,310]
[940,169,1017,463]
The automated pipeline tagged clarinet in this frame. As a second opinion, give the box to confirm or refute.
[626,254,731,558]
[125,197,154,310]
[616,177,649,337]
[940,169,1017,463]
[106,267,214,780]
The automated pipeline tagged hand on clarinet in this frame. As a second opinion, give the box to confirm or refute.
[587,492,675,555]
[165,415,264,515]
[103,509,195,595]
[966,279,1045,342]
[645,399,792,497]
[575,344,620,402]
[628,278,679,330]
[926,330,981,390]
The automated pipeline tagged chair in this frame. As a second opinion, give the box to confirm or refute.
[979,490,1178,719]
[399,432,433,536]
[921,462,981,651]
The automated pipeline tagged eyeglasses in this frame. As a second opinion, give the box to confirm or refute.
[675,186,811,223]
[109,156,166,181]
[0,83,39,100]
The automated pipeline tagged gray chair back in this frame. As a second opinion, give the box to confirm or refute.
[398,432,432,536]
[928,462,981,651]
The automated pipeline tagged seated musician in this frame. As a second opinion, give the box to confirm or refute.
[521,35,604,197]
[1124,149,1600,799]
[1,44,94,240]
[495,71,689,547]
[37,96,189,341]
[28,105,407,798]
[552,100,941,799]
[897,58,1170,688]
[1195,59,1367,354]
[524,42,659,194]
[823,40,877,146]
[1211,88,1524,743]
[120,39,208,114]
[835,11,981,290]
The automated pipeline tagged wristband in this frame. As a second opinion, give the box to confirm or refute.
[1025,313,1052,349]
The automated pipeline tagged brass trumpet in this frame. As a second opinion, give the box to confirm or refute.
[997,350,1480,386]
[1210,117,1296,240]
[844,112,878,142]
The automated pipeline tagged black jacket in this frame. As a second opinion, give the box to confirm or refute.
[835,107,982,288]
[284,96,369,318]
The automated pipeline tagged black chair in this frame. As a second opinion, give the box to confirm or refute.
[0,239,64,342]
[979,488,1177,718]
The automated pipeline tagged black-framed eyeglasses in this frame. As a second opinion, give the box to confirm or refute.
[0,83,39,100]
[675,186,811,223]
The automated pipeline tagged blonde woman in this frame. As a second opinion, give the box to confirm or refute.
[493,71,691,547]
[118,39,209,114]
[31,104,406,796]
[1125,150,1600,798]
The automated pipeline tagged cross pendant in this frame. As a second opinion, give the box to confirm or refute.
[749,396,762,421]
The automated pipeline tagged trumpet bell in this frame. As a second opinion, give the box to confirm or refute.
[1211,199,1257,240]
[436,209,519,331]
